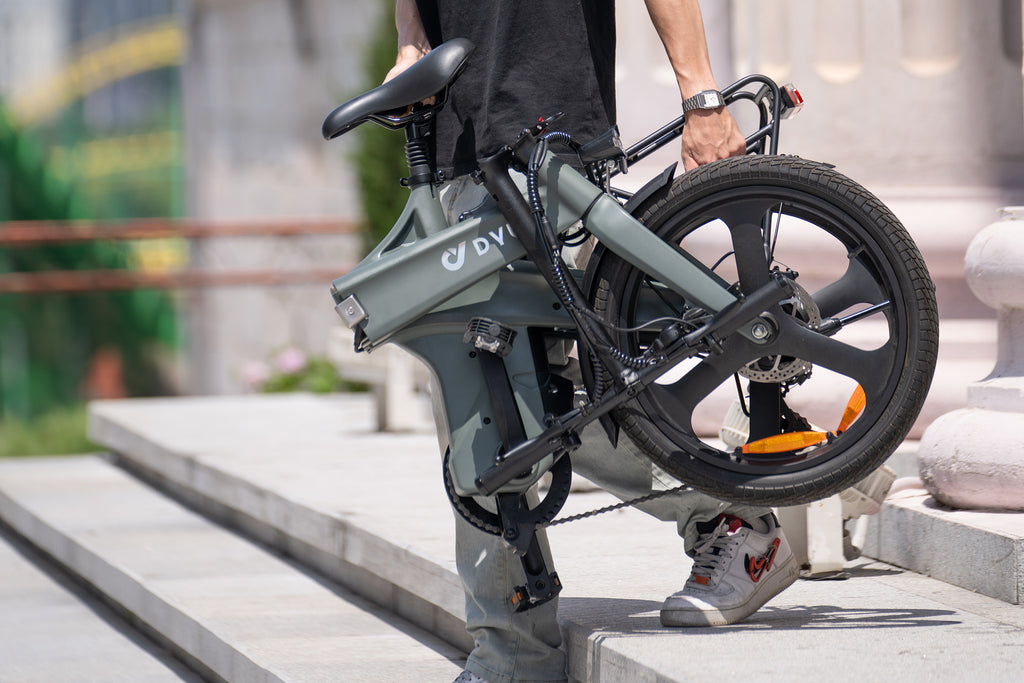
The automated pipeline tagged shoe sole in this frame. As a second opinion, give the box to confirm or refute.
[659,554,799,627]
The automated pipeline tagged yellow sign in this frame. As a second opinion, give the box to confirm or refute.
[10,19,184,125]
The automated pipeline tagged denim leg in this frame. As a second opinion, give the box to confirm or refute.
[442,177,567,682]
[455,506,568,683]
[571,422,770,555]
[438,177,767,683]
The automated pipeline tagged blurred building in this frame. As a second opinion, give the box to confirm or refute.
[6,0,1020,396]
[180,0,371,394]
[617,0,1024,320]
[0,0,65,98]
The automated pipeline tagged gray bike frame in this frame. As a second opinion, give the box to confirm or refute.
[331,153,744,496]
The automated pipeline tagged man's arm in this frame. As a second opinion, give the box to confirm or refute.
[385,0,431,83]
[643,0,745,170]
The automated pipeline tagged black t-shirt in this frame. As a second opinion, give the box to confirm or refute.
[415,0,616,177]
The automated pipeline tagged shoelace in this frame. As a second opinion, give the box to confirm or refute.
[689,517,743,583]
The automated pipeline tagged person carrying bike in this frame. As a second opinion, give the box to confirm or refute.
[385,2,798,681]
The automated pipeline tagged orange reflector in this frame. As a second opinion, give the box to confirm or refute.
[837,385,866,433]
[741,431,827,454]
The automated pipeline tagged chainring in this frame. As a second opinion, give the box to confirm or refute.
[442,449,573,536]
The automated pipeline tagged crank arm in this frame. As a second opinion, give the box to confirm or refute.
[475,274,792,496]
[475,388,634,496]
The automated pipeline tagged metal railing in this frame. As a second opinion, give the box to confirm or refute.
[0,218,357,294]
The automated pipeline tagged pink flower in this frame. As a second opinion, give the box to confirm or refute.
[241,361,269,391]
[274,347,307,375]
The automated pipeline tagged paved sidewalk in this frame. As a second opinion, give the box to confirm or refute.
[80,393,1024,682]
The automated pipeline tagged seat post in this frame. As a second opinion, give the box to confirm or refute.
[404,120,438,187]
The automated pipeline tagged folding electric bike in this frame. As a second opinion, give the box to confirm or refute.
[322,39,937,609]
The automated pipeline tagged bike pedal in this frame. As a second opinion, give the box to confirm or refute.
[464,317,517,357]
[510,572,562,612]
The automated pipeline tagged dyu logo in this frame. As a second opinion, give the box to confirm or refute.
[441,224,516,272]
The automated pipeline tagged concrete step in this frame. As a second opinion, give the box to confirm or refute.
[0,453,465,682]
[80,393,1024,682]
[0,524,200,683]
[862,486,1024,605]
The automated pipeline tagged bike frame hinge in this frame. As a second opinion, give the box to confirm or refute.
[335,295,368,329]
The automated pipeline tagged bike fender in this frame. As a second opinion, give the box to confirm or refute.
[622,162,677,216]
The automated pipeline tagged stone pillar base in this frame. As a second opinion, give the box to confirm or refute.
[919,405,1024,510]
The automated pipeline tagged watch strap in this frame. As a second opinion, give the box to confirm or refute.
[682,89,725,112]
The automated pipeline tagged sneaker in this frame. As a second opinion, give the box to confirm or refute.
[453,671,490,683]
[661,512,798,627]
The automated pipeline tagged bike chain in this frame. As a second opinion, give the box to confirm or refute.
[540,483,692,528]
[444,450,693,534]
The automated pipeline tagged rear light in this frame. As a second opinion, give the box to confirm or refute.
[780,83,804,119]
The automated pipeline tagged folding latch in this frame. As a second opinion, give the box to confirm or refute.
[335,295,368,328]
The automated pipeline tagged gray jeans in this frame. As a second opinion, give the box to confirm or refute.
[441,176,767,683]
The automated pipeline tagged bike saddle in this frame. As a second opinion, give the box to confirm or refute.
[322,38,474,140]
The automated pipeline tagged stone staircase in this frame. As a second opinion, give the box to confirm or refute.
[0,450,464,682]
[3,392,1024,682]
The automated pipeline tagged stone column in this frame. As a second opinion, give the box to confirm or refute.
[181,0,374,394]
[918,207,1024,510]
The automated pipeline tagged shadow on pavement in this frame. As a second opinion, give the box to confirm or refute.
[560,597,961,635]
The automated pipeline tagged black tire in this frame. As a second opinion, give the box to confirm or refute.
[588,155,937,506]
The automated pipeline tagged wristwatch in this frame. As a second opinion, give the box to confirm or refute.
[682,89,725,112]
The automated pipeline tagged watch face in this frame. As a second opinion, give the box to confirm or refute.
[684,90,724,111]
[700,91,723,108]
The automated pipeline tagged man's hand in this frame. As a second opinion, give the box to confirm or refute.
[680,106,745,171]
[385,43,430,84]
[644,0,745,170]
[387,0,431,84]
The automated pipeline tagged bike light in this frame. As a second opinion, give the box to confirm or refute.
[780,83,804,119]
[741,430,827,454]
[837,385,866,433]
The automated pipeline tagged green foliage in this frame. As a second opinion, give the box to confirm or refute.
[247,347,365,395]
[0,101,175,420]
[0,404,97,457]
[260,356,350,394]
[351,0,410,252]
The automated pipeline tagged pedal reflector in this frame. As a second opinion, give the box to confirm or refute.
[741,431,827,454]
[837,385,866,433]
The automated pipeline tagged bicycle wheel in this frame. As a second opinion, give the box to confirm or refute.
[588,155,937,506]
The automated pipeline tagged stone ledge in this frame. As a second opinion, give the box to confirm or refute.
[80,394,1024,682]
[87,394,473,655]
[862,488,1024,604]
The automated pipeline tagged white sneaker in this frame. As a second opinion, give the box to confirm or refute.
[661,512,798,627]
[452,671,490,683]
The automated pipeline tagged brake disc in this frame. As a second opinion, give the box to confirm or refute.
[739,279,820,383]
